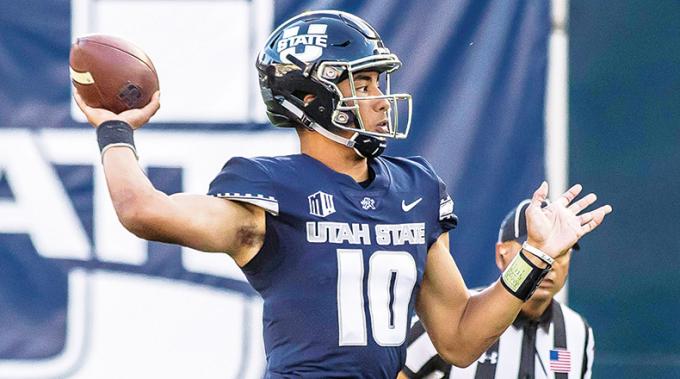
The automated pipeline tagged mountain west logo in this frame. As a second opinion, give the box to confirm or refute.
[308,191,335,217]
[278,24,328,64]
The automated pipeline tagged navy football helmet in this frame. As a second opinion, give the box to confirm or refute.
[256,10,412,158]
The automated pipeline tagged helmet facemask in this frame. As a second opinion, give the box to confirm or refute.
[314,54,413,142]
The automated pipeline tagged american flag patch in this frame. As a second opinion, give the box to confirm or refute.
[549,348,571,373]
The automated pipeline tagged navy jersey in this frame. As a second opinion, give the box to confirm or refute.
[208,154,457,378]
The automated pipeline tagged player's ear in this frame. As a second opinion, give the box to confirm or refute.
[303,94,316,107]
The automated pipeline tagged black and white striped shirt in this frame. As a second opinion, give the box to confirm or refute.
[403,300,594,379]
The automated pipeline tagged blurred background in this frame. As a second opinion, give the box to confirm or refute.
[569,1,680,377]
[0,0,677,377]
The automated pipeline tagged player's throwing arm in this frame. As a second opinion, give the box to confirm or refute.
[70,36,267,267]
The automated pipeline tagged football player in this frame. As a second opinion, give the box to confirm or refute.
[73,10,611,378]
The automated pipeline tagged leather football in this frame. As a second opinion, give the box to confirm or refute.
[70,34,159,114]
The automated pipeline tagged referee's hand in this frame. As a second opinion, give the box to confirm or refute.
[525,181,612,258]
[73,89,160,129]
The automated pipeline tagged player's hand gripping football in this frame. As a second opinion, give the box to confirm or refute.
[525,182,612,258]
[73,89,161,129]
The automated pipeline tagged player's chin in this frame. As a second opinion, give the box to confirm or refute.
[530,287,553,302]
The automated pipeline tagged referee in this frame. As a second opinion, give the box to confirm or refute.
[400,200,595,379]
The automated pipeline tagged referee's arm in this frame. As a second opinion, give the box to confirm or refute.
[400,319,450,379]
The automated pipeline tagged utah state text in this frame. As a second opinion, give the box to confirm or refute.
[306,221,425,246]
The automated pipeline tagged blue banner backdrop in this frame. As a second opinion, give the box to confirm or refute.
[0,0,548,376]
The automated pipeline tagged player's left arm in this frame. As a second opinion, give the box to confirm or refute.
[415,232,522,368]
[416,183,611,368]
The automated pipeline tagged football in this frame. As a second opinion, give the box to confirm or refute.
[69,34,159,114]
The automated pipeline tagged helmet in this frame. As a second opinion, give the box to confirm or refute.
[256,10,412,158]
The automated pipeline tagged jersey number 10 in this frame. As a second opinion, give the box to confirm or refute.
[336,249,417,346]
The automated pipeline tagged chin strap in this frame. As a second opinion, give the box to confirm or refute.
[350,132,386,158]
[309,122,386,158]
[280,98,387,158]
[308,121,355,148]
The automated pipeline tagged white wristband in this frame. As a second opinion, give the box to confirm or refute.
[521,242,555,266]
[100,143,139,162]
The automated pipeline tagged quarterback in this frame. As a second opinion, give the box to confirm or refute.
[73,10,611,378]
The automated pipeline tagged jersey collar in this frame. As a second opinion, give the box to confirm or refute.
[299,153,390,194]
[513,300,555,331]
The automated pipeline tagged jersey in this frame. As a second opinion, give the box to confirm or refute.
[403,297,595,379]
[207,153,457,378]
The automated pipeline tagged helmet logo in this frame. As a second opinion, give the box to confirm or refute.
[278,24,328,64]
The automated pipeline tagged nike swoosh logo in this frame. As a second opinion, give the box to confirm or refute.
[402,198,423,212]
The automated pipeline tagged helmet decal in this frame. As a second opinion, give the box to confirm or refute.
[278,24,328,64]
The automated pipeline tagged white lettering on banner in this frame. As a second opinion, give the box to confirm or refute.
[0,130,90,260]
[0,128,297,278]
[0,128,295,379]
[38,128,146,266]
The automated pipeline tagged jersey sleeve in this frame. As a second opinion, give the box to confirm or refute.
[207,157,279,215]
[408,156,458,243]
[436,176,458,232]
[402,319,450,378]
